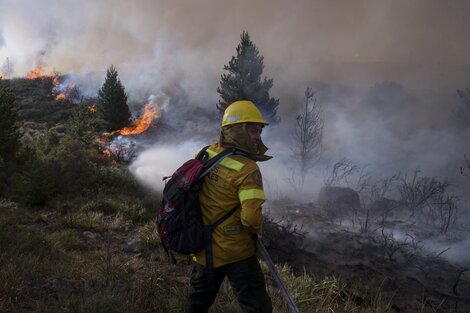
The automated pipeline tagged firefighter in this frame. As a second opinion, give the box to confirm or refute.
[186,100,273,313]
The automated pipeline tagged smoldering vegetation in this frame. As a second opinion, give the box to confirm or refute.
[3,70,470,313]
[258,84,470,311]
[126,78,470,312]
[3,2,470,310]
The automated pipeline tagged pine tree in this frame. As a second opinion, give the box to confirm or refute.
[217,31,279,123]
[96,65,131,131]
[0,83,20,162]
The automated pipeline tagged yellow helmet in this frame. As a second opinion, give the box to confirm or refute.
[221,100,269,127]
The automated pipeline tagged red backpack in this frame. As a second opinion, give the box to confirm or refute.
[156,146,241,261]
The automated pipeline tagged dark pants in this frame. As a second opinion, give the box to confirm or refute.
[186,255,273,313]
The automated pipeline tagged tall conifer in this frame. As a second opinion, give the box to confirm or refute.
[96,65,131,131]
[217,31,279,123]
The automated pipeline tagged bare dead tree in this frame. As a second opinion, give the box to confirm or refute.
[427,194,459,234]
[378,228,409,262]
[402,233,423,265]
[397,170,450,217]
[354,166,371,194]
[292,87,323,184]
[324,158,359,187]
[375,175,400,200]
[357,208,371,234]
[349,169,373,233]
[370,227,425,265]
[350,175,401,234]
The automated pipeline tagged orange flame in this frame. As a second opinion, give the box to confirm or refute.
[55,93,66,101]
[120,103,159,135]
[88,104,97,114]
[52,76,60,86]
[27,66,55,80]
[103,149,112,158]
[95,137,109,144]
[101,148,117,163]
[27,66,61,87]
[97,101,159,160]
[103,103,159,137]
[54,83,77,101]
[26,66,45,79]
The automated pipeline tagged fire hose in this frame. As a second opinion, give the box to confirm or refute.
[253,234,301,313]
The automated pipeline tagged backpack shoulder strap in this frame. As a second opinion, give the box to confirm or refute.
[203,203,239,291]
[198,147,238,179]
[196,145,211,161]
[211,205,238,229]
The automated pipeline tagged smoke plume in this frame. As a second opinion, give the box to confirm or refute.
[2,0,470,199]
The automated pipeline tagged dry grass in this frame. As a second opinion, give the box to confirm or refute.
[260,262,397,313]
[0,197,189,313]
[0,197,445,313]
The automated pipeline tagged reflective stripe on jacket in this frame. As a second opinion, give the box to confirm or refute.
[192,143,265,267]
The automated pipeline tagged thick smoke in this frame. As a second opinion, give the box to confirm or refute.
[2,1,470,92]
[2,1,470,195]
[129,140,207,193]
[2,0,470,270]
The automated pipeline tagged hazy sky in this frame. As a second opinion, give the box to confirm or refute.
[1,0,470,96]
[1,0,470,201]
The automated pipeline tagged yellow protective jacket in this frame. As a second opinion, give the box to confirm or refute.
[192,143,265,268]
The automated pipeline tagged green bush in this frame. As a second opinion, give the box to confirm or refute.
[93,165,144,196]
[11,153,56,205]
[11,131,157,210]
[12,138,103,204]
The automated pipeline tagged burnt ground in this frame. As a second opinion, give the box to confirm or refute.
[263,202,470,313]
